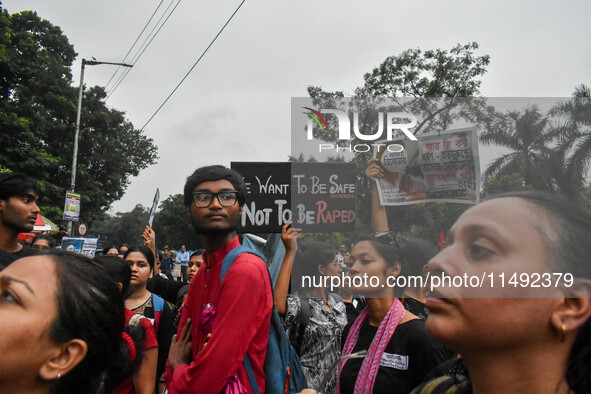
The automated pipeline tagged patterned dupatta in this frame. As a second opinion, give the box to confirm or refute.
[337,298,406,393]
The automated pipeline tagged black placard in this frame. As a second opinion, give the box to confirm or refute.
[291,162,356,233]
[232,162,291,234]
[232,162,356,233]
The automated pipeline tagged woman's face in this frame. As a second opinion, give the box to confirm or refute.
[348,240,398,297]
[320,255,343,278]
[0,256,60,389]
[425,197,558,353]
[126,252,152,289]
[187,254,203,282]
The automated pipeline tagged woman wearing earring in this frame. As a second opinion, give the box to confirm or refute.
[412,191,591,393]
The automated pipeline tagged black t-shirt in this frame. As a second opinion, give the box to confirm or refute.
[13,245,35,258]
[344,297,366,325]
[340,319,451,394]
[0,245,34,270]
[402,296,429,320]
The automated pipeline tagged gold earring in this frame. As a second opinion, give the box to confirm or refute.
[559,323,566,342]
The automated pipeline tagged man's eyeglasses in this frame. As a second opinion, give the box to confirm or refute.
[192,191,238,208]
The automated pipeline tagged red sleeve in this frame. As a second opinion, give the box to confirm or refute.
[166,254,272,394]
[138,317,158,350]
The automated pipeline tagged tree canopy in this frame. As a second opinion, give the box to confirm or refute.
[0,8,158,224]
[481,86,591,203]
[305,42,493,240]
[90,195,203,251]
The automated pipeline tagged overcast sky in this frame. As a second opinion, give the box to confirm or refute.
[3,0,590,213]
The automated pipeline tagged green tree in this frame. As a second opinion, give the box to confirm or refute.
[363,42,490,98]
[90,204,149,248]
[305,42,494,237]
[152,194,202,250]
[0,8,158,224]
[482,173,532,197]
[481,106,555,191]
[548,84,591,200]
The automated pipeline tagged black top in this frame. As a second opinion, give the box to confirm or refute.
[132,294,175,383]
[14,245,35,258]
[344,297,366,325]
[0,246,34,270]
[340,319,451,394]
[147,273,188,303]
[401,296,429,320]
[0,249,17,271]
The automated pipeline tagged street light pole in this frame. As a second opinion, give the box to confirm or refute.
[67,58,133,236]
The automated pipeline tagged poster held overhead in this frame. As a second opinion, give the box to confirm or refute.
[148,188,160,226]
[373,127,480,206]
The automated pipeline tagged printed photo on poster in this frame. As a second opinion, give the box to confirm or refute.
[374,127,480,205]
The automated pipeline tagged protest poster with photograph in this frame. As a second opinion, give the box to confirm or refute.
[61,237,98,257]
[374,127,480,205]
[231,162,357,233]
[63,191,81,221]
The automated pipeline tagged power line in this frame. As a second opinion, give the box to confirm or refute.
[140,0,246,131]
[107,0,180,97]
[104,0,166,91]
[107,0,182,98]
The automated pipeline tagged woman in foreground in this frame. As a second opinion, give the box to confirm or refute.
[413,191,591,393]
[0,251,141,393]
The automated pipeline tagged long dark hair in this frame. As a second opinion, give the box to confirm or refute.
[489,191,591,392]
[93,255,133,300]
[92,255,145,391]
[45,251,139,393]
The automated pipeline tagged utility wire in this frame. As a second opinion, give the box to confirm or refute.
[140,0,246,131]
[107,0,181,98]
[104,0,166,91]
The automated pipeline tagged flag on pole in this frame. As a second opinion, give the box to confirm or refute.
[438,230,445,248]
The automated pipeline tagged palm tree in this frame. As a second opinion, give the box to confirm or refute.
[481,105,555,191]
[548,84,591,200]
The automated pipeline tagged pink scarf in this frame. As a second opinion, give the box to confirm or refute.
[337,298,405,393]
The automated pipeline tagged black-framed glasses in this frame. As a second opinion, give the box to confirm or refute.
[192,191,238,207]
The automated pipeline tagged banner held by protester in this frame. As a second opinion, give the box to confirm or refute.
[374,127,480,205]
[231,162,356,233]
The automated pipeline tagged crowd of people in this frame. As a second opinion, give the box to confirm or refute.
[0,165,590,393]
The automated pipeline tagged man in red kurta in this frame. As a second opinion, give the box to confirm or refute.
[165,165,273,393]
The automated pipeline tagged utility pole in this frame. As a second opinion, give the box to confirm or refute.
[67,59,133,236]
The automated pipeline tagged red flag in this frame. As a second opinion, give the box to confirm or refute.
[438,230,445,247]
